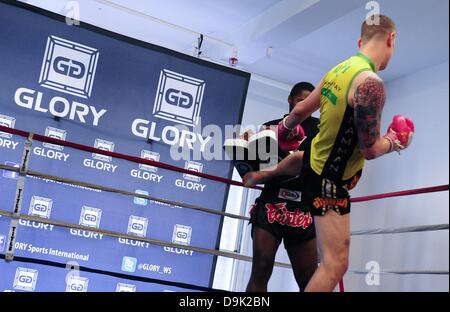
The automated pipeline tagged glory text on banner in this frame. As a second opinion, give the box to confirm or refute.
[0,1,250,291]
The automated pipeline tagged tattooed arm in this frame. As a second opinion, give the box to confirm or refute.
[349,71,392,160]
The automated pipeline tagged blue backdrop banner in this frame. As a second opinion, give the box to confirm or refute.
[0,0,249,292]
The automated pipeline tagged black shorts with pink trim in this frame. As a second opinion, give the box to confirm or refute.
[249,190,316,248]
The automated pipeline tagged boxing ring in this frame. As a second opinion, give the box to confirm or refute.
[0,124,448,292]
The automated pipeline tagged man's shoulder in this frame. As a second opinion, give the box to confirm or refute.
[357,70,383,82]
[305,116,320,123]
[263,116,285,127]
[348,71,384,106]
[302,116,320,128]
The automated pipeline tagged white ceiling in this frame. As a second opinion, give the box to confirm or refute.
[20,0,449,86]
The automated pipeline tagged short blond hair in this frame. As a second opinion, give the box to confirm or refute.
[361,15,396,42]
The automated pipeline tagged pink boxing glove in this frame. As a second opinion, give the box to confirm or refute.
[384,115,415,153]
[277,117,306,152]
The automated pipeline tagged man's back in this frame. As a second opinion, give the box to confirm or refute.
[310,53,376,182]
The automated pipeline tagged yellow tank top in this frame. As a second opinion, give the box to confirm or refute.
[310,53,375,181]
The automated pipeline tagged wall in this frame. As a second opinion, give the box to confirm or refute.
[345,60,449,291]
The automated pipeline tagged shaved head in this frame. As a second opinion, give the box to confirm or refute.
[361,15,396,43]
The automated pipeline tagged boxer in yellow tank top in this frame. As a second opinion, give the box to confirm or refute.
[243,15,415,291]
[311,52,375,182]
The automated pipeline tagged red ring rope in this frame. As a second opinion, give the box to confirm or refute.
[0,125,262,189]
[1,125,448,199]
[338,279,345,292]
[351,185,449,203]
